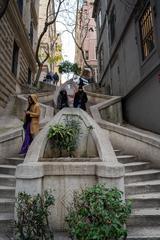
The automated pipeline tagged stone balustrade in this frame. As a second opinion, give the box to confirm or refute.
[85,84,160,168]
[0,94,54,159]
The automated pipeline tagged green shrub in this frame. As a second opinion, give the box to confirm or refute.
[66,184,132,240]
[15,190,55,240]
[48,117,81,157]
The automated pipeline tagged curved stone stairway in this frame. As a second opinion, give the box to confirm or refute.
[0,157,24,239]
[117,153,160,239]
[0,152,160,239]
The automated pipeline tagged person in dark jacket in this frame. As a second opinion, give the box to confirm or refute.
[53,72,59,85]
[73,86,88,111]
[78,77,84,87]
[57,89,69,110]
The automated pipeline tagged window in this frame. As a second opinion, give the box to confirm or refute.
[85,50,89,60]
[99,44,104,73]
[30,22,33,46]
[109,7,116,44]
[17,0,23,15]
[28,68,32,84]
[139,3,154,60]
[12,41,19,76]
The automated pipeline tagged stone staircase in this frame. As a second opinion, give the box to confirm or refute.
[116,153,160,239]
[0,157,24,239]
[0,152,160,239]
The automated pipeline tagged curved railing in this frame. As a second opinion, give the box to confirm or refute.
[0,94,54,159]
[85,84,160,167]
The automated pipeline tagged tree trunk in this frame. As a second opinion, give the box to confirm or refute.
[34,64,43,86]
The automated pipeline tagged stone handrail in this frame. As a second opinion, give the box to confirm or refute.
[24,108,120,165]
[85,84,123,124]
[85,85,160,167]
[0,95,54,159]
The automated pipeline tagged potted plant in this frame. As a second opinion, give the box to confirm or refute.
[15,190,55,240]
[66,184,132,240]
[47,117,81,157]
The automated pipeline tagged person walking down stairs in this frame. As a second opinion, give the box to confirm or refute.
[73,86,88,111]
[19,94,41,155]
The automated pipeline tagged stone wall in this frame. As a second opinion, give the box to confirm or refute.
[88,89,160,167]
[0,15,16,109]
[0,1,37,111]
[19,51,29,86]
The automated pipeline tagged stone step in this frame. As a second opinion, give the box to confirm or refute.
[0,186,15,199]
[40,157,101,162]
[114,149,121,156]
[117,155,137,164]
[127,226,160,240]
[0,213,14,234]
[0,234,13,240]
[0,165,16,175]
[54,232,71,240]
[124,162,150,173]
[125,180,160,195]
[0,198,15,213]
[127,193,160,208]
[4,157,24,166]
[128,208,160,226]
[125,169,160,184]
[0,174,15,187]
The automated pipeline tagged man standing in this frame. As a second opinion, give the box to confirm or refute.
[73,86,88,111]
[53,72,59,85]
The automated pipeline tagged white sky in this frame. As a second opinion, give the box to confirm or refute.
[56,0,79,63]
[56,1,77,82]
[57,25,75,63]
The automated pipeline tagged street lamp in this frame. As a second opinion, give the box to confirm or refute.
[0,0,10,20]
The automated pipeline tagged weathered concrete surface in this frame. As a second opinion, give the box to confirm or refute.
[88,89,160,168]
[0,94,54,160]
[16,108,124,231]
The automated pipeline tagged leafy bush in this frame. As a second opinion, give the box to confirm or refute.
[66,184,132,240]
[15,190,55,240]
[48,117,81,157]
[58,61,81,75]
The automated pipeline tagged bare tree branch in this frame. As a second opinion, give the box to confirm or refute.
[46,0,51,20]
[34,0,65,85]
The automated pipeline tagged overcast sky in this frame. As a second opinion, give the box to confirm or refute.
[58,26,75,63]
[56,0,77,63]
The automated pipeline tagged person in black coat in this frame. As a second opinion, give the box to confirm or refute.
[57,89,69,110]
[73,86,88,111]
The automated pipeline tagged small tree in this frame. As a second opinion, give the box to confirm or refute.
[59,60,81,80]
[72,63,81,76]
[48,117,81,157]
[66,184,132,240]
[15,191,55,240]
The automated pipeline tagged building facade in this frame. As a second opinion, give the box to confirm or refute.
[94,0,160,134]
[38,0,56,81]
[75,0,97,80]
[0,0,39,111]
